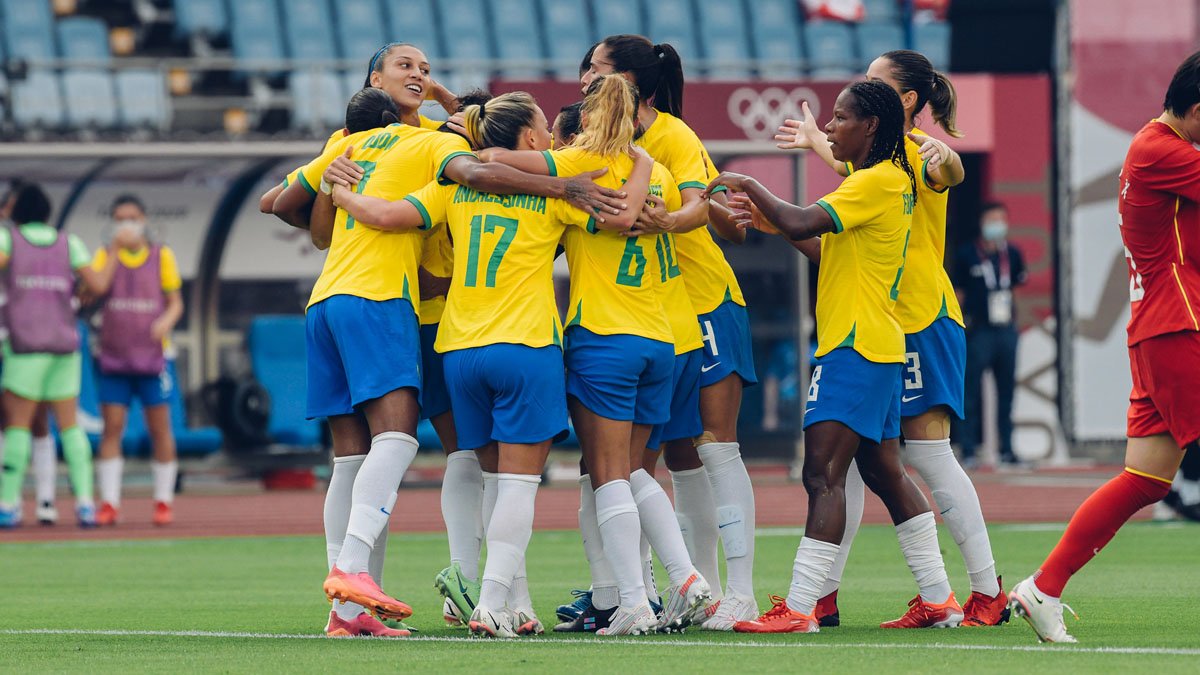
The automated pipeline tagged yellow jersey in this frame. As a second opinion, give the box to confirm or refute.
[91,245,182,292]
[545,147,673,343]
[813,161,914,363]
[301,124,474,311]
[635,111,745,315]
[418,226,453,325]
[650,182,703,355]
[404,181,575,352]
[286,117,444,191]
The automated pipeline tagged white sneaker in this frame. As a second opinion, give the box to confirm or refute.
[512,607,545,635]
[1008,576,1078,643]
[468,606,517,638]
[701,591,759,631]
[443,597,465,626]
[659,572,713,632]
[36,501,58,525]
[597,603,657,636]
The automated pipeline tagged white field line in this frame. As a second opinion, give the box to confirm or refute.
[1,629,1198,656]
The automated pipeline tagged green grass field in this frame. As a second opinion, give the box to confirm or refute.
[3,522,1198,673]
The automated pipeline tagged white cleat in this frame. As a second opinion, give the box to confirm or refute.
[468,606,517,638]
[597,602,657,636]
[1008,577,1078,643]
[658,572,713,632]
[36,501,58,526]
[701,591,759,631]
[443,597,465,626]
[512,607,545,635]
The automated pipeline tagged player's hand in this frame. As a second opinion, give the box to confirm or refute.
[775,101,820,150]
[628,144,652,162]
[330,183,352,208]
[704,172,754,197]
[906,132,951,172]
[625,194,672,236]
[564,168,627,222]
[475,147,497,163]
[445,112,469,142]
[150,316,172,342]
[324,147,362,188]
[728,194,779,235]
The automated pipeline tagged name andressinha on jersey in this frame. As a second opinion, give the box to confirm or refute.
[452,186,547,214]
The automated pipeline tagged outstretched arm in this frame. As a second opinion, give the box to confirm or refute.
[907,132,965,189]
[776,101,849,177]
[706,172,834,241]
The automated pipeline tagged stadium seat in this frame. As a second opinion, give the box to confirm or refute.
[488,0,547,79]
[386,0,442,59]
[590,0,643,39]
[696,0,752,80]
[856,21,906,68]
[57,16,112,63]
[229,0,286,76]
[115,69,171,129]
[332,0,387,64]
[1,0,56,62]
[748,0,805,79]
[172,0,229,40]
[281,0,338,64]
[913,20,951,71]
[862,0,901,22]
[166,360,224,456]
[11,70,64,129]
[646,0,701,75]
[247,316,322,447]
[289,71,345,132]
[438,0,492,85]
[540,0,592,80]
[62,70,119,129]
[804,20,858,78]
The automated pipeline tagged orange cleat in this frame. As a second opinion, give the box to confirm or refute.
[152,501,173,527]
[881,593,964,628]
[324,566,413,621]
[815,590,840,627]
[325,610,410,638]
[732,595,819,634]
[96,502,118,526]
[962,577,1011,626]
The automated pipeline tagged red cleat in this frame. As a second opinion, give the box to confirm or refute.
[962,577,1011,626]
[152,501,173,527]
[815,590,840,627]
[325,610,410,638]
[881,593,964,628]
[732,595,819,634]
[323,566,413,621]
[96,502,118,526]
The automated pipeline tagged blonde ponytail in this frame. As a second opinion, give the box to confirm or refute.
[573,75,639,158]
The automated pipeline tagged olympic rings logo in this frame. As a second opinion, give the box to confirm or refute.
[727,87,821,140]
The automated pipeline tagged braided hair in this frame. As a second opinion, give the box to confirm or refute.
[845,80,917,205]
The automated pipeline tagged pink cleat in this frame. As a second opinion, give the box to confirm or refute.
[325,610,411,637]
[323,566,413,621]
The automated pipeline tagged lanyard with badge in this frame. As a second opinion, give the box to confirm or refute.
[976,244,1013,325]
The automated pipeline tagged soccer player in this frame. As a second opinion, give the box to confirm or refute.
[91,195,184,528]
[0,182,104,528]
[777,49,1006,627]
[1009,50,1200,644]
[332,89,652,637]
[709,81,960,634]
[577,35,760,631]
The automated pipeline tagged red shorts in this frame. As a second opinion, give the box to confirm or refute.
[1127,330,1200,447]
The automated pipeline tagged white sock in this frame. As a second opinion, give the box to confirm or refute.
[97,457,123,507]
[508,558,533,610]
[786,536,840,615]
[821,459,864,596]
[895,511,953,604]
[639,535,656,599]
[482,471,499,531]
[904,439,999,596]
[442,450,484,582]
[336,431,419,574]
[698,441,756,597]
[152,460,177,504]
[579,475,618,610]
[478,473,540,609]
[630,468,694,587]
[594,479,647,610]
[670,467,723,602]
[325,455,368,620]
[32,435,57,504]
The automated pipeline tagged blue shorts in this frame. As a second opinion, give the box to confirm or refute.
[901,317,965,420]
[305,295,421,419]
[803,347,901,443]
[444,344,568,451]
[419,323,451,420]
[98,368,173,407]
[565,327,673,425]
[647,348,704,448]
[698,300,758,388]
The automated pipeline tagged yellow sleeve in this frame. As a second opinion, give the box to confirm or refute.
[419,115,443,130]
[551,198,592,231]
[91,247,108,272]
[651,163,683,211]
[815,169,885,234]
[296,135,353,196]
[658,127,711,191]
[159,246,182,292]
[431,133,475,186]
[403,181,452,231]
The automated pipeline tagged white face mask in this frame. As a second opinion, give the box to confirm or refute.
[114,219,146,238]
[981,220,1008,242]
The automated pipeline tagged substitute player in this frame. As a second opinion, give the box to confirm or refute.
[776,49,1006,627]
[711,81,959,634]
[1009,50,1200,644]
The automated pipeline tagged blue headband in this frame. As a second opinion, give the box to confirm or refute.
[368,42,402,76]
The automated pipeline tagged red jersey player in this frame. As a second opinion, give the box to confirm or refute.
[1009,51,1200,644]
